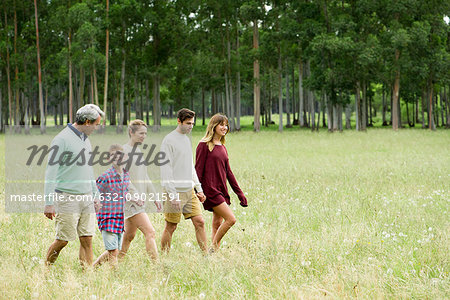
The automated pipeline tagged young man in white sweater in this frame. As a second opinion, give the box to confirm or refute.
[160,108,207,253]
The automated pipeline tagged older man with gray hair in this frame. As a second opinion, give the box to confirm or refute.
[44,104,105,267]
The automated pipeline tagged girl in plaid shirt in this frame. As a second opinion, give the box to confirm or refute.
[93,144,138,267]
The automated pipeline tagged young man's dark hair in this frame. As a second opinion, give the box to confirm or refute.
[177,108,195,123]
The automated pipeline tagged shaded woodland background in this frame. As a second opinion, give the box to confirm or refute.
[0,0,449,134]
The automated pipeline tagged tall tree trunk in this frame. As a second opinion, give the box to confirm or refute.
[415,96,419,124]
[139,81,144,121]
[78,67,85,106]
[68,29,73,123]
[421,88,426,128]
[322,98,326,128]
[145,79,150,125]
[298,60,305,127]
[0,71,2,131]
[440,89,444,127]
[326,93,333,131]
[269,97,272,123]
[428,77,435,130]
[220,92,225,114]
[236,72,241,130]
[13,1,20,129]
[382,85,387,126]
[125,94,129,124]
[310,90,315,132]
[406,100,410,126]
[292,67,296,123]
[445,86,449,128]
[202,87,206,126]
[268,72,273,124]
[102,0,109,129]
[24,92,30,134]
[134,66,139,119]
[434,93,438,127]
[345,103,352,129]
[286,61,291,127]
[224,72,232,128]
[152,72,161,131]
[224,73,229,116]
[253,20,260,132]
[262,82,266,127]
[90,74,94,104]
[355,81,362,131]
[389,87,393,126]
[4,11,13,127]
[361,81,367,130]
[305,61,312,127]
[225,27,235,131]
[229,77,236,131]
[392,49,401,131]
[118,48,125,133]
[333,103,338,131]
[278,48,283,132]
[74,66,80,109]
[110,79,118,125]
[44,87,48,126]
[59,83,64,125]
[316,96,321,131]
[52,94,57,126]
[211,89,216,115]
[93,66,98,106]
[236,25,241,130]
[285,59,292,128]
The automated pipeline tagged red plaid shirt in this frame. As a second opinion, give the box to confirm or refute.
[96,166,130,233]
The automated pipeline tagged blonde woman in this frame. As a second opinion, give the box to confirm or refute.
[119,120,160,260]
[195,114,248,251]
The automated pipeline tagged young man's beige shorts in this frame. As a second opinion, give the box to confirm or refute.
[54,191,96,241]
[163,189,202,224]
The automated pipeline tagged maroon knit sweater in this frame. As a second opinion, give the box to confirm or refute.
[195,141,247,211]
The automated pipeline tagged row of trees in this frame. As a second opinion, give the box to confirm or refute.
[0,0,449,134]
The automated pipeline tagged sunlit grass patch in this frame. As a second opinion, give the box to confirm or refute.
[0,130,448,298]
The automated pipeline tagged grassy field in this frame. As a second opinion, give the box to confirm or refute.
[0,127,449,299]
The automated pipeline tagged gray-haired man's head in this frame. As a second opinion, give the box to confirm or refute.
[74,104,105,136]
[75,104,105,125]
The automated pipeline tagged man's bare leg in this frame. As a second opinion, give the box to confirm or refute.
[46,239,68,265]
[79,236,93,268]
[161,221,178,253]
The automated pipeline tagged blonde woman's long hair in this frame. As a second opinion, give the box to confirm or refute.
[201,114,230,151]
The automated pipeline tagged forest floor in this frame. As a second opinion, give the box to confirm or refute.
[0,129,449,298]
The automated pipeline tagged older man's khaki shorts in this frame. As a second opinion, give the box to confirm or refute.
[163,189,202,224]
[54,192,96,241]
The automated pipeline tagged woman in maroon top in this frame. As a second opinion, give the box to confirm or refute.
[195,114,248,252]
